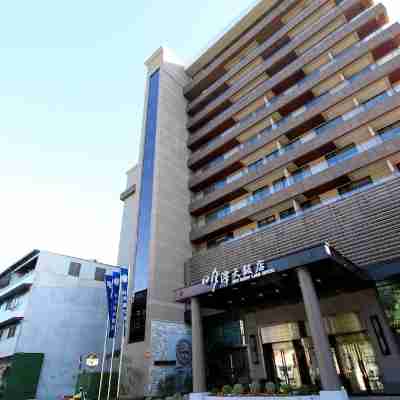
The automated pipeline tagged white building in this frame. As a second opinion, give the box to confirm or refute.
[0,249,118,400]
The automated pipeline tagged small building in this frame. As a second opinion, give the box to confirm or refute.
[0,249,118,399]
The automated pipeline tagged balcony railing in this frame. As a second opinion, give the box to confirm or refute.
[0,272,35,300]
[191,5,381,153]
[196,116,400,227]
[192,56,399,201]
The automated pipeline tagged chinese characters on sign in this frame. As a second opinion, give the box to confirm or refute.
[201,260,275,292]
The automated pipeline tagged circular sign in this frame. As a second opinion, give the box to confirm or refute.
[85,353,99,368]
[176,339,192,367]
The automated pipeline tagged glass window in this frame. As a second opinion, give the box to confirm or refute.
[129,290,147,343]
[301,197,321,210]
[94,267,106,282]
[280,207,296,220]
[273,177,286,192]
[7,325,16,339]
[207,232,234,249]
[338,176,372,196]
[377,279,400,337]
[134,69,160,294]
[68,262,81,277]
[253,185,270,202]
[248,159,263,174]
[258,215,276,228]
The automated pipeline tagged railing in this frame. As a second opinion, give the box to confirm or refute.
[192,23,392,176]
[196,120,400,227]
[191,5,382,153]
[192,57,399,201]
[0,272,35,299]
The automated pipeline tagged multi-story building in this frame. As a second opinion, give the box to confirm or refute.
[118,0,400,397]
[0,249,117,400]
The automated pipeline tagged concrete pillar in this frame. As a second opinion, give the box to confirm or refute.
[297,267,342,391]
[191,297,207,393]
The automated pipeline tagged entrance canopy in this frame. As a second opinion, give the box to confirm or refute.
[176,243,373,310]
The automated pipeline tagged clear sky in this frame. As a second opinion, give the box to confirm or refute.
[1,0,399,269]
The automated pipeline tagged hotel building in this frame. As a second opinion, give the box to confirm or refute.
[118,0,400,397]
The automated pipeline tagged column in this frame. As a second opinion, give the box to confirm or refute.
[297,267,342,391]
[191,297,207,393]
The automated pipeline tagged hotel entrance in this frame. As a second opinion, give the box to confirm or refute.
[260,315,384,394]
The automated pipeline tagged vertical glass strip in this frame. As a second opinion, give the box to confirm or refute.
[133,69,160,293]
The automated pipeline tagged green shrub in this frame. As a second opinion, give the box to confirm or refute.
[232,384,244,395]
[249,381,260,394]
[279,384,292,395]
[222,384,233,395]
[264,381,276,394]
[210,387,219,396]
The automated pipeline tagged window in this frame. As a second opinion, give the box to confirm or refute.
[207,232,234,249]
[257,215,276,228]
[338,176,372,196]
[301,197,321,210]
[68,262,81,277]
[129,290,147,343]
[0,329,4,340]
[5,297,19,311]
[7,325,16,338]
[253,186,270,202]
[248,159,263,174]
[273,177,286,192]
[280,207,295,220]
[95,267,106,282]
[326,143,357,166]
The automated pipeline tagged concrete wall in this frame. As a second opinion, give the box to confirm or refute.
[118,165,139,268]
[15,251,116,400]
[120,47,193,398]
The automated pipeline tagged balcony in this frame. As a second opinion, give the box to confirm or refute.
[188,42,400,191]
[0,272,35,301]
[187,1,384,149]
[189,9,392,165]
[190,119,400,242]
[184,0,297,101]
[187,0,330,122]
[190,88,400,216]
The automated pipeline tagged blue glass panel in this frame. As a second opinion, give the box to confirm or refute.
[133,70,160,293]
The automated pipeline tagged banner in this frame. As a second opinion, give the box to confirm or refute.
[104,274,114,325]
[109,271,121,339]
[120,267,129,336]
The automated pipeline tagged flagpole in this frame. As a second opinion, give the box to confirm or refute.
[97,314,110,400]
[116,265,131,399]
[107,276,121,400]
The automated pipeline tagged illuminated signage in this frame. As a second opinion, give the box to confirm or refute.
[202,260,276,292]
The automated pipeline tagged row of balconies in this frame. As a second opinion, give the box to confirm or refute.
[186,0,375,136]
[184,0,300,101]
[189,16,397,169]
[188,42,400,203]
[196,121,400,228]
[189,93,400,243]
[187,0,335,120]
[189,92,400,218]
[187,0,360,129]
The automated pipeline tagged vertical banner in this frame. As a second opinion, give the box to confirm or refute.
[104,274,114,325]
[120,267,129,336]
[110,271,121,338]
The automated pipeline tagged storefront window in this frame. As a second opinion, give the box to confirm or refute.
[376,279,400,336]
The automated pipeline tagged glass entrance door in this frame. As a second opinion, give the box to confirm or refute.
[273,341,302,387]
[332,333,383,393]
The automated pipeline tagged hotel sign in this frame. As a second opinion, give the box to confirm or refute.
[202,260,276,292]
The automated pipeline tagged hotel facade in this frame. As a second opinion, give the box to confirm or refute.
[117,0,400,397]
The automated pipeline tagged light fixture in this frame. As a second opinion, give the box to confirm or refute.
[275,289,280,294]
[258,293,264,297]
[227,300,233,304]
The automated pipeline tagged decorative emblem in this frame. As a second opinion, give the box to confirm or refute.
[176,339,192,367]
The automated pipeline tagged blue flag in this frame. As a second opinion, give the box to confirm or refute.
[104,274,114,326]
[109,271,121,338]
[120,267,129,336]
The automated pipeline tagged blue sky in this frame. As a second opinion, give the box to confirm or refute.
[1,0,399,268]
